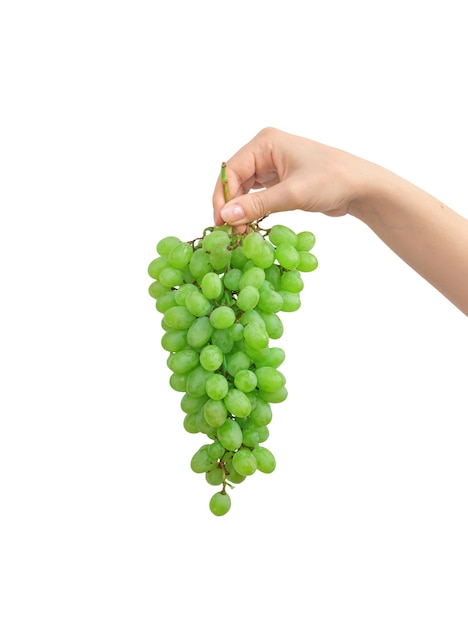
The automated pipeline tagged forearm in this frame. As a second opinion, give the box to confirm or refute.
[348,165,468,315]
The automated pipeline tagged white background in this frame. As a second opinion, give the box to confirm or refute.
[1,1,467,624]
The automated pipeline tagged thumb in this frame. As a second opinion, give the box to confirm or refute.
[219,182,295,226]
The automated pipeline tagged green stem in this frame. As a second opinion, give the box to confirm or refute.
[221,162,231,203]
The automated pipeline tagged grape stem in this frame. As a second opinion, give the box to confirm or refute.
[221,162,231,203]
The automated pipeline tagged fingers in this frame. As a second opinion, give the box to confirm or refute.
[215,181,297,226]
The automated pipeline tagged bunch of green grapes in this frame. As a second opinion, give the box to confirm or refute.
[148,221,318,516]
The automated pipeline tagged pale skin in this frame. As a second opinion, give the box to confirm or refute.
[213,127,468,315]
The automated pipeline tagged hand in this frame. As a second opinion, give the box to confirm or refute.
[212,127,370,226]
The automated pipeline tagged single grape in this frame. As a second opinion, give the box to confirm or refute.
[186,316,213,349]
[168,241,193,268]
[201,272,223,300]
[205,373,229,400]
[148,256,170,280]
[217,418,243,451]
[199,344,224,371]
[209,491,231,516]
[164,305,196,329]
[210,306,236,329]
[236,285,260,311]
[268,224,298,247]
[275,243,300,270]
[253,446,276,473]
[148,280,169,299]
[206,468,224,486]
[161,328,188,352]
[185,290,212,317]
[296,230,316,251]
[204,399,228,427]
[157,236,181,256]
[232,448,257,476]
[223,388,252,418]
[191,445,216,473]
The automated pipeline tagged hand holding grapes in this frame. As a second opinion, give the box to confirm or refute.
[213,127,468,315]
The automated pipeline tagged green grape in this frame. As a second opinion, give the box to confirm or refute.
[230,244,248,269]
[183,412,200,434]
[255,347,285,368]
[186,366,213,398]
[226,351,252,376]
[185,290,212,317]
[161,328,188,352]
[264,263,281,290]
[191,445,216,473]
[204,398,228,427]
[268,224,298,247]
[239,266,265,290]
[258,311,284,339]
[186,316,213,349]
[169,372,188,392]
[279,291,301,312]
[257,285,284,313]
[148,280,169,299]
[199,344,224,371]
[217,418,243,451]
[242,427,260,447]
[174,283,198,305]
[223,268,242,291]
[279,269,304,293]
[195,409,217,437]
[250,240,276,268]
[225,466,246,484]
[164,305,196,329]
[253,446,276,473]
[149,219,318,515]
[243,322,269,350]
[148,256,170,280]
[275,243,300,270]
[236,285,260,311]
[232,448,257,476]
[249,397,273,426]
[240,309,266,328]
[296,230,316,251]
[155,290,178,313]
[234,369,257,393]
[255,366,285,392]
[169,241,193,268]
[180,392,208,414]
[201,272,223,300]
[297,251,318,272]
[159,267,184,288]
[206,468,224,486]
[202,229,230,251]
[207,440,226,459]
[259,386,288,403]
[209,244,231,270]
[210,306,236,329]
[243,231,265,259]
[209,491,231,516]
[189,248,212,279]
[211,328,234,354]
[223,388,252,418]
[157,236,181,256]
[229,323,244,342]
[167,349,199,374]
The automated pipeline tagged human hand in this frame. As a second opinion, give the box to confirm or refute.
[212,127,369,226]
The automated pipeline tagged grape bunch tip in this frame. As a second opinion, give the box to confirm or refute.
[148,220,318,516]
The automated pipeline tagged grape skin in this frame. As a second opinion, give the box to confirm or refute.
[148,222,317,515]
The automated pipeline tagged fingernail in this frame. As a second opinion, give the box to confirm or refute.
[220,204,245,223]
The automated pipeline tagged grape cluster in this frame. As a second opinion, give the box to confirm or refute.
[148,222,318,515]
